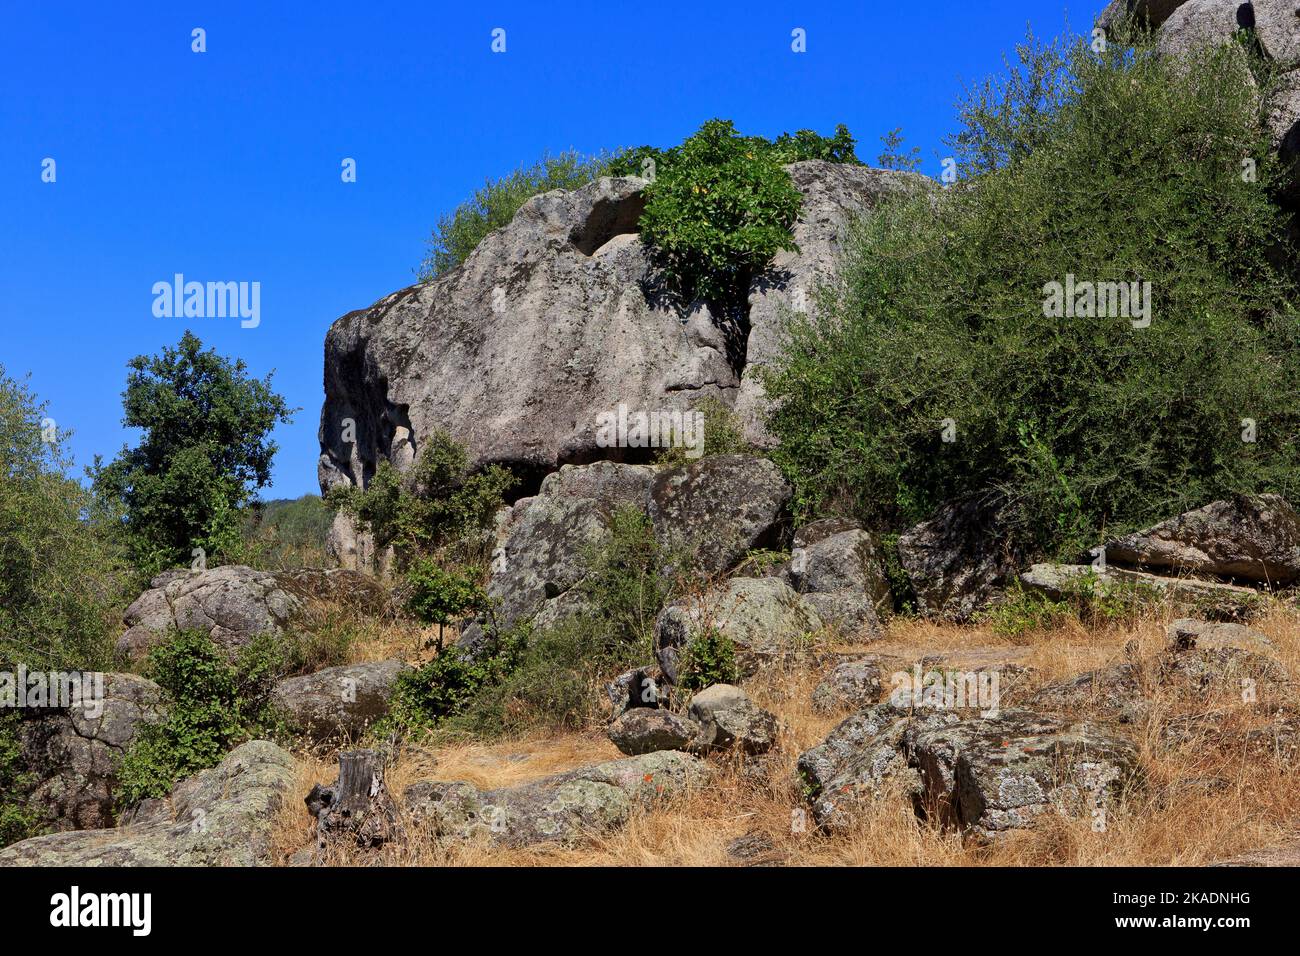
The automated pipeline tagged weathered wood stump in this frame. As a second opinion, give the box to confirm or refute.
[306,748,401,849]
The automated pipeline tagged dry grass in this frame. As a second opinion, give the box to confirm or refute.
[270,605,1300,867]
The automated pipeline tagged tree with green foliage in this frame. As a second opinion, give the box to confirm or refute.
[764,33,1300,559]
[92,332,295,576]
[405,559,488,650]
[0,367,129,671]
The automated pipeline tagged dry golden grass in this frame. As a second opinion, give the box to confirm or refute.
[270,605,1300,867]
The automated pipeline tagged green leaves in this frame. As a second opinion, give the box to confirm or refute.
[766,34,1300,559]
[92,331,294,576]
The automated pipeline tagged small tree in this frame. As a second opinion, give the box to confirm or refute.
[877,127,921,172]
[92,331,294,575]
[405,559,488,650]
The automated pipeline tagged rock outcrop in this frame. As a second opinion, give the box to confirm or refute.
[317,163,926,565]
[788,519,890,634]
[1102,494,1300,586]
[897,493,1020,621]
[1020,562,1266,618]
[0,741,296,866]
[15,673,165,831]
[798,703,1140,837]
[403,750,710,848]
[117,565,389,661]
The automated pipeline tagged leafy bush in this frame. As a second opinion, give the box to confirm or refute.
[326,430,513,561]
[628,119,805,306]
[876,127,921,172]
[0,713,41,846]
[91,332,295,577]
[0,368,129,671]
[765,34,1300,559]
[677,627,738,692]
[656,396,750,467]
[116,630,285,806]
[381,506,680,738]
[417,151,615,280]
[982,574,1162,639]
[405,559,487,649]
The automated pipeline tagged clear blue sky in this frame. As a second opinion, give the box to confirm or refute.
[1,0,1087,498]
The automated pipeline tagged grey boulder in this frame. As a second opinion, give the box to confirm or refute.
[606,708,699,755]
[0,741,297,866]
[686,683,780,754]
[272,659,411,742]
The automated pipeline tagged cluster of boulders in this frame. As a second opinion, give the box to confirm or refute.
[795,612,1297,841]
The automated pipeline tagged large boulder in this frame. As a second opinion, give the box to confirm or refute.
[907,710,1140,838]
[15,673,166,831]
[1102,494,1300,586]
[897,493,1020,621]
[272,659,411,743]
[648,454,792,574]
[789,521,890,634]
[117,565,389,662]
[403,750,710,848]
[654,576,823,683]
[1254,0,1300,70]
[606,708,698,755]
[0,741,296,866]
[735,161,932,445]
[1154,0,1254,60]
[317,176,736,502]
[1098,0,1193,33]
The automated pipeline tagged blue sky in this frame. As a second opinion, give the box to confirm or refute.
[1,0,1086,498]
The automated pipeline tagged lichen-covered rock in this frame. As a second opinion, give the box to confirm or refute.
[648,454,791,574]
[790,525,890,635]
[117,565,389,661]
[686,684,780,754]
[403,750,710,848]
[906,710,1141,838]
[1253,0,1300,70]
[272,659,411,742]
[0,741,297,866]
[537,460,658,509]
[797,703,954,831]
[605,665,667,719]
[1103,494,1300,585]
[654,576,823,682]
[812,658,884,713]
[897,493,1020,621]
[1165,618,1274,655]
[1020,562,1264,618]
[607,708,699,755]
[16,673,166,831]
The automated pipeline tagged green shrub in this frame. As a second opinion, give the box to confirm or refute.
[631,119,804,306]
[0,368,129,672]
[326,430,513,562]
[0,712,41,846]
[877,127,921,172]
[982,574,1162,639]
[656,396,750,467]
[417,151,615,280]
[677,627,738,692]
[765,33,1300,560]
[116,630,285,806]
[380,506,680,739]
[405,559,488,649]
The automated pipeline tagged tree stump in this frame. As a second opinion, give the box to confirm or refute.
[306,749,401,849]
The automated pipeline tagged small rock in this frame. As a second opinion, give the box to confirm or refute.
[812,658,883,713]
[607,708,699,755]
[687,684,780,755]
